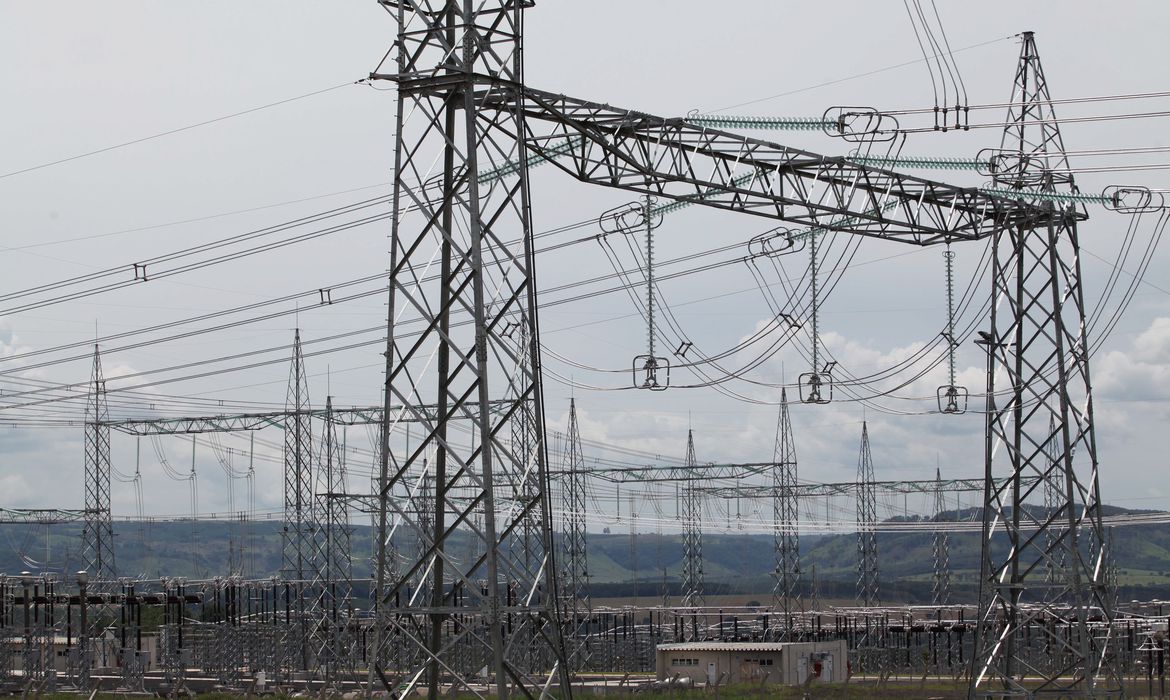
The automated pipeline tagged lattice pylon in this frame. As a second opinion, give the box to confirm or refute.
[771,388,801,638]
[560,399,590,672]
[808,563,821,612]
[680,430,705,619]
[82,345,116,589]
[369,3,570,697]
[856,422,879,608]
[970,31,1120,698]
[505,325,546,674]
[312,395,354,680]
[281,328,315,671]
[1042,414,1068,589]
[932,468,951,606]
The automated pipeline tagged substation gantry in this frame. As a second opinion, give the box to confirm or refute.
[363,4,1112,698]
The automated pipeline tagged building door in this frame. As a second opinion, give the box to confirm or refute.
[798,656,808,683]
[707,661,718,685]
[821,654,833,682]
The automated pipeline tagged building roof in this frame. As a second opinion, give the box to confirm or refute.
[656,642,806,653]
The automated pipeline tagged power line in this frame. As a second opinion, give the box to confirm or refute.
[0,81,362,180]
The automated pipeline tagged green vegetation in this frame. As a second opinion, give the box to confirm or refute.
[4,503,1170,602]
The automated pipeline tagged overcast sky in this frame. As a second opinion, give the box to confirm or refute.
[1,2,1168,550]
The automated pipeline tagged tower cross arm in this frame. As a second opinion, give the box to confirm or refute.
[483,85,1070,245]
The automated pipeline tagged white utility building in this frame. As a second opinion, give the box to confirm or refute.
[655,640,848,686]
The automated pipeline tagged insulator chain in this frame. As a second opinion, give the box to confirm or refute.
[800,229,832,404]
[937,245,968,414]
[599,198,669,390]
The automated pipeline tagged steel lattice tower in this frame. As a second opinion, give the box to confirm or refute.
[771,388,801,637]
[282,329,315,670]
[282,329,315,582]
[808,563,821,612]
[560,399,590,671]
[680,430,705,615]
[319,396,353,599]
[313,395,354,679]
[932,468,951,606]
[856,422,879,608]
[1042,414,1067,587]
[369,3,570,697]
[970,31,1120,697]
[82,345,116,587]
[506,326,545,673]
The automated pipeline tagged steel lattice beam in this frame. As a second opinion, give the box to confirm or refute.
[453,86,1066,245]
[547,460,772,483]
[696,475,1041,499]
[0,508,88,525]
[101,400,511,435]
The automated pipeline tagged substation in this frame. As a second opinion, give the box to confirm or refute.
[3,2,1170,699]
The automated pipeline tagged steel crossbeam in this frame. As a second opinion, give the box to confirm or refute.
[456,85,1066,245]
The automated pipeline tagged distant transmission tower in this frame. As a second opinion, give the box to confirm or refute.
[1042,414,1067,588]
[680,430,705,614]
[82,345,116,587]
[771,388,801,637]
[314,395,353,679]
[971,31,1120,697]
[808,563,821,612]
[561,399,590,671]
[282,329,314,670]
[932,468,951,606]
[856,422,879,608]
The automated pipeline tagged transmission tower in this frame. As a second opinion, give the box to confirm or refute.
[414,461,433,593]
[856,422,879,608]
[282,329,314,670]
[808,563,821,612]
[932,468,951,606]
[771,388,801,637]
[368,3,570,697]
[506,326,545,673]
[319,396,353,599]
[314,395,353,680]
[680,430,705,617]
[81,345,116,587]
[561,399,590,671]
[1042,414,1067,587]
[971,31,1120,697]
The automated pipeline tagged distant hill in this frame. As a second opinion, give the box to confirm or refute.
[3,505,1168,602]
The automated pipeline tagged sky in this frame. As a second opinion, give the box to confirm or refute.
[1,2,1169,548]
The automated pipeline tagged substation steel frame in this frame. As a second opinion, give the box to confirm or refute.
[369,9,1105,700]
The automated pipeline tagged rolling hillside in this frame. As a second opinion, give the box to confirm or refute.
[3,506,1168,602]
